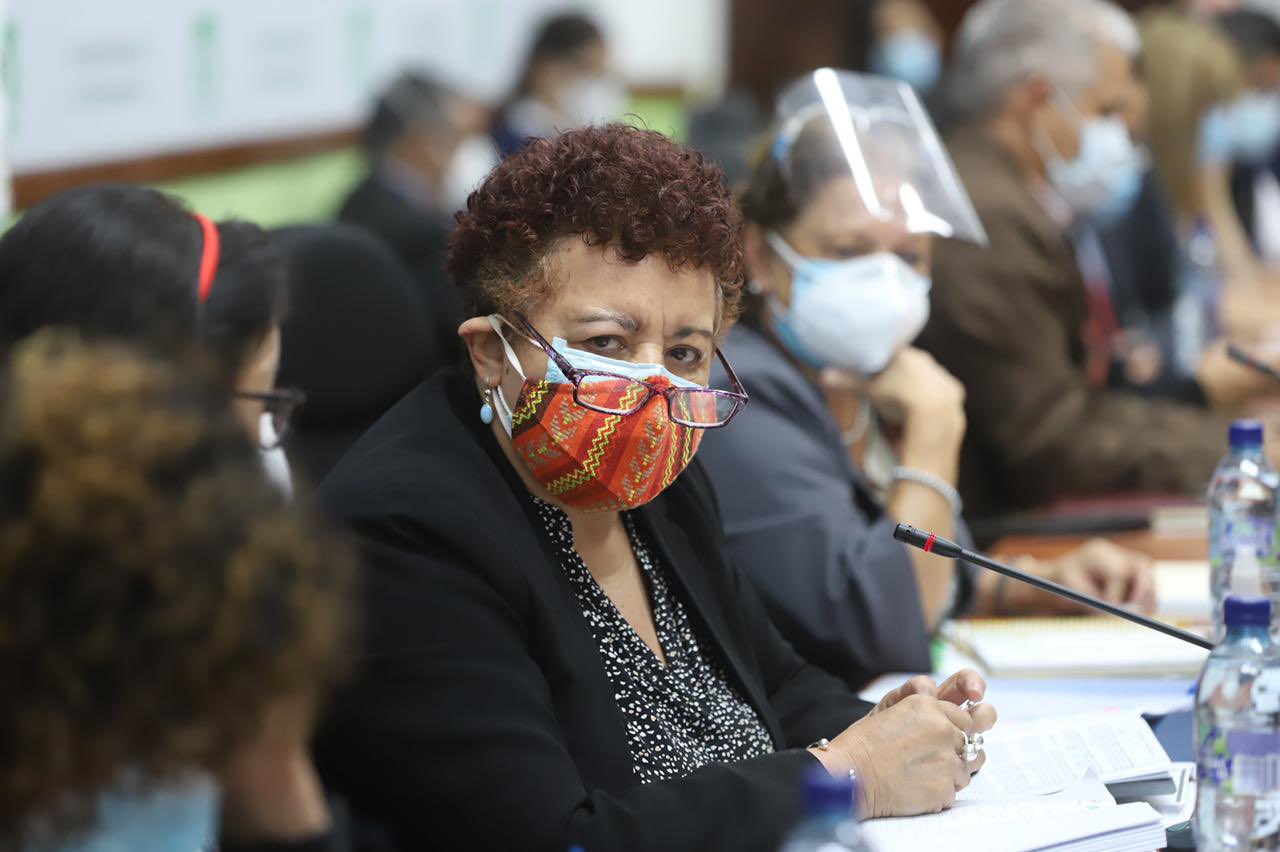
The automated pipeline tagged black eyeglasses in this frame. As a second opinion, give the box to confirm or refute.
[234,388,306,450]
[513,314,749,429]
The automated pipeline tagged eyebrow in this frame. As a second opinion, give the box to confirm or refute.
[570,310,640,332]
[671,326,715,341]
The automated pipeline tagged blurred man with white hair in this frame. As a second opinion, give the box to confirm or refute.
[918,0,1245,521]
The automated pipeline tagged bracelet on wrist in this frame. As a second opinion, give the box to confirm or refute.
[889,465,964,515]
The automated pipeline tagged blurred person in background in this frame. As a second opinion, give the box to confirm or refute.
[1089,3,1280,408]
[1141,2,1277,300]
[0,334,352,851]
[1217,10,1280,264]
[491,12,627,157]
[0,185,304,498]
[849,0,945,98]
[698,69,1155,684]
[920,0,1270,521]
[339,71,495,366]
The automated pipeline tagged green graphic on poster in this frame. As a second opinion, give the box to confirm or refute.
[192,10,218,116]
[345,4,374,91]
[4,20,17,138]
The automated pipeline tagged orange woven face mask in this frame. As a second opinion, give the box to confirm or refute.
[501,375,703,512]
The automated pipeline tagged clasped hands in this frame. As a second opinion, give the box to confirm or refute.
[807,669,996,819]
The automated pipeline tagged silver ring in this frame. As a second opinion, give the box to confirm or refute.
[964,732,984,762]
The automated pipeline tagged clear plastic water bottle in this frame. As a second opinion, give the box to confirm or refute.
[779,767,873,852]
[1195,596,1280,850]
[1209,420,1279,639]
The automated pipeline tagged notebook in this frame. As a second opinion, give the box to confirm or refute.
[943,615,1209,678]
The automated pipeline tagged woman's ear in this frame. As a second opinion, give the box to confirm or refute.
[744,223,792,305]
[458,317,507,390]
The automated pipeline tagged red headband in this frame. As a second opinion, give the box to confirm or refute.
[193,212,221,305]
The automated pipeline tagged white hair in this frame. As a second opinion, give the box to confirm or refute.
[1093,1,1141,58]
[947,0,1135,119]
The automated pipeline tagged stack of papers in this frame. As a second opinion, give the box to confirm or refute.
[862,776,1164,852]
[943,616,1209,677]
[861,713,1173,852]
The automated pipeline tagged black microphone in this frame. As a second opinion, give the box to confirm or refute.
[1227,343,1280,384]
[893,523,1214,650]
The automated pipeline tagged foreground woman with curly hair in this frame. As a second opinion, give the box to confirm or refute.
[315,122,997,851]
[0,335,352,851]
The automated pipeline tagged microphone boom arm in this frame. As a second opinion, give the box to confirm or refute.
[893,523,1214,650]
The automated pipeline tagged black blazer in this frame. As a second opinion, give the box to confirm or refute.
[335,174,463,368]
[313,364,874,852]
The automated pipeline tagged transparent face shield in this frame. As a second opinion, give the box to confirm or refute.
[768,68,988,246]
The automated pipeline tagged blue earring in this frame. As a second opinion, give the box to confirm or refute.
[479,386,495,424]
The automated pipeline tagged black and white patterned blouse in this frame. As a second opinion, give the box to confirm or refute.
[533,498,775,783]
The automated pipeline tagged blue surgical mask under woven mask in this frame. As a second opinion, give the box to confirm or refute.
[542,336,703,389]
[485,315,703,437]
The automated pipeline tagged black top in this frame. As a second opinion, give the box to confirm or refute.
[313,364,874,852]
[533,498,775,783]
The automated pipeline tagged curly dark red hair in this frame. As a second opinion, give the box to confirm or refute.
[447,123,744,331]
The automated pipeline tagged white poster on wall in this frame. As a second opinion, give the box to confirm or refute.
[6,0,726,175]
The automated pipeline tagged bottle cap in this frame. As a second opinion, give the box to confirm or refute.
[1230,420,1265,449]
[802,766,857,817]
[1225,595,1271,627]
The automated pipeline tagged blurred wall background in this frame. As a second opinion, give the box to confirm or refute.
[1,0,1168,226]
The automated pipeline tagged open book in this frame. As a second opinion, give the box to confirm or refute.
[959,710,1173,800]
[860,713,1173,852]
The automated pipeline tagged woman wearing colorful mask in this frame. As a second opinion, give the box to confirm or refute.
[0,335,351,851]
[696,70,1156,684]
[315,122,997,851]
[0,185,304,496]
[490,12,628,158]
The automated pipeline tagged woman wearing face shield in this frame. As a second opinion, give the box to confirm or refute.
[491,12,629,158]
[314,122,997,850]
[697,70,1157,684]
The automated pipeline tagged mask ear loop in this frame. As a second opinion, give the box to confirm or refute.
[764,230,806,272]
[484,315,527,436]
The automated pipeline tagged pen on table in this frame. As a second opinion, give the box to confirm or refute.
[1227,343,1280,383]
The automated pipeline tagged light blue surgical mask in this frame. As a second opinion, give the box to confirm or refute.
[869,30,942,96]
[765,232,932,375]
[23,774,218,852]
[1038,102,1146,222]
[1229,92,1280,164]
[1092,163,1147,228]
